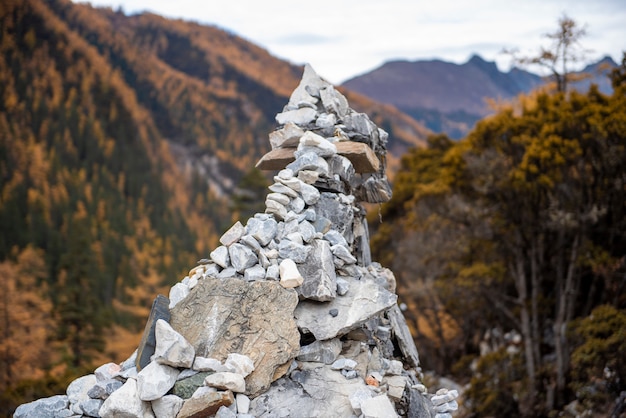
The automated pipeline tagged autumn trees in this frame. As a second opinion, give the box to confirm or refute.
[372,57,626,416]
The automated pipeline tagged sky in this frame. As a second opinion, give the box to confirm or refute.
[75,0,626,85]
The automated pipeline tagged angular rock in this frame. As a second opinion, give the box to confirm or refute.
[300,182,321,205]
[154,319,195,368]
[99,378,154,418]
[286,151,321,174]
[170,278,300,397]
[361,394,399,418]
[313,192,354,245]
[171,372,212,400]
[268,182,298,198]
[244,264,266,282]
[297,338,342,364]
[236,393,251,414]
[295,276,397,341]
[298,239,337,301]
[266,192,290,206]
[87,378,123,400]
[250,363,368,417]
[269,122,304,149]
[297,170,319,184]
[137,361,180,401]
[385,375,408,400]
[278,240,311,263]
[297,131,337,157]
[67,374,96,412]
[220,221,245,246]
[176,390,234,418]
[193,357,225,372]
[169,282,190,309]
[210,245,230,269]
[204,372,246,393]
[78,398,103,417]
[332,244,357,264]
[94,363,121,382]
[151,394,183,418]
[14,395,69,418]
[279,258,304,288]
[275,107,317,125]
[265,198,288,220]
[228,243,258,273]
[387,304,421,368]
[216,405,237,418]
[225,353,255,378]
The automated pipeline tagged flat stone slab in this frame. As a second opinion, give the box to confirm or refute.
[256,141,379,173]
[136,294,171,371]
[170,278,300,397]
[294,275,397,341]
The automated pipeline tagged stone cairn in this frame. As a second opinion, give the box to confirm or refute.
[14,65,459,418]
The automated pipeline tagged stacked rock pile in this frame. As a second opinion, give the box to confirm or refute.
[14,65,457,417]
[431,389,460,418]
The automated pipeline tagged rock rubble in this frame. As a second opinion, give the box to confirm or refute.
[14,64,457,418]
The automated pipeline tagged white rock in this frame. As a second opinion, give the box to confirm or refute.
[431,389,458,406]
[210,245,230,269]
[269,123,304,149]
[204,372,246,393]
[137,361,180,401]
[297,131,337,157]
[151,394,183,418]
[276,107,317,125]
[95,363,121,382]
[300,182,321,205]
[228,243,258,273]
[154,319,195,368]
[316,113,337,129]
[279,259,303,288]
[331,358,358,371]
[99,378,154,418]
[360,394,399,418]
[225,353,255,378]
[220,221,245,246]
[386,360,404,376]
[169,282,190,309]
[244,264,266,282]
[277,168,294,180]
[215,405,237,418]
[193,356,226,372]
[236,393,251,414]
[67,374,96,411]
[297,170,319,184]
[385,375,407,400]
[265,199,288,220]
[266,192,290,206]
[349,388,374,416]
[265,264,280,280]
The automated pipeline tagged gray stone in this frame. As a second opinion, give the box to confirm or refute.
[228,243,258,273]
[296,131,337,157]
[313,216,332,234]
[295,276,397,341]
[217,266,238,279]
[244,264,266,282]
[332,244,357,264]
[154,319,195,368]
[266,192,290,206]
[14,395,69,418]
[151,394,183,418]
[336,277,349,296]
[240,234,261,251]
[286,151,320,174]
[288,196,305,213]
[313,192,354,244]
[204,372,246,393]
[170,278,300,397]
[193,357,225,372]
[297,338,342,364]
[320,85,349,117]
[67,374,96,410]
[176,390,234,418]
[300,182,321,205]
[171,372,212,399]
[278,240,311,263]
[331,358,358,371]
[343,112,376,138]
[87,378,123,400]
[210,245,230,269]
[297,239,337,301]
[78,398,102,417]
[268,182,298,198]
[169,282,190,309]
[275,107,317,125]
[265,198,288,220]
[285,231,303,245]
[265,264,280,280]
[361,394,399,418]
[99,378,154,418]
[315,112,337,129]
[324,229,349,247]
[137,361,179,401]
[269,122,304,149]
[274,175,302,192]
[328,154,355,182]
[387,304,421,368]
[386,375,408,400]
[299,220,316,243]
[177,369,198,380]
[249,364,369,417]
[277,168,294,179]
[220,221,245,246]
[349,388,374,416]
[215,405,237,418]
[203,263,220,278]
[434,400,459,413]
[356,174,392,203]
[94,363,121,382]
[431,389,458,406]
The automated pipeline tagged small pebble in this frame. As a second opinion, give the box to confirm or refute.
[329,309,339,317]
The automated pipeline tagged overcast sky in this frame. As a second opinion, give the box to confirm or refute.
[75,0,626,84]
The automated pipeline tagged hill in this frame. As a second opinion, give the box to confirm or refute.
[343,54,617,138]
[0,0,428,409]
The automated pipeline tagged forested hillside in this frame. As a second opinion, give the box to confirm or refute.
[0,0,428,413]
[371,57,626,417]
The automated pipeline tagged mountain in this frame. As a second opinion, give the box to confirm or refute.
[343,54,618,139]
[0,0,429,407]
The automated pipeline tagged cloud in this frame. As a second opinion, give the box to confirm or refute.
[274,33,335,46]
